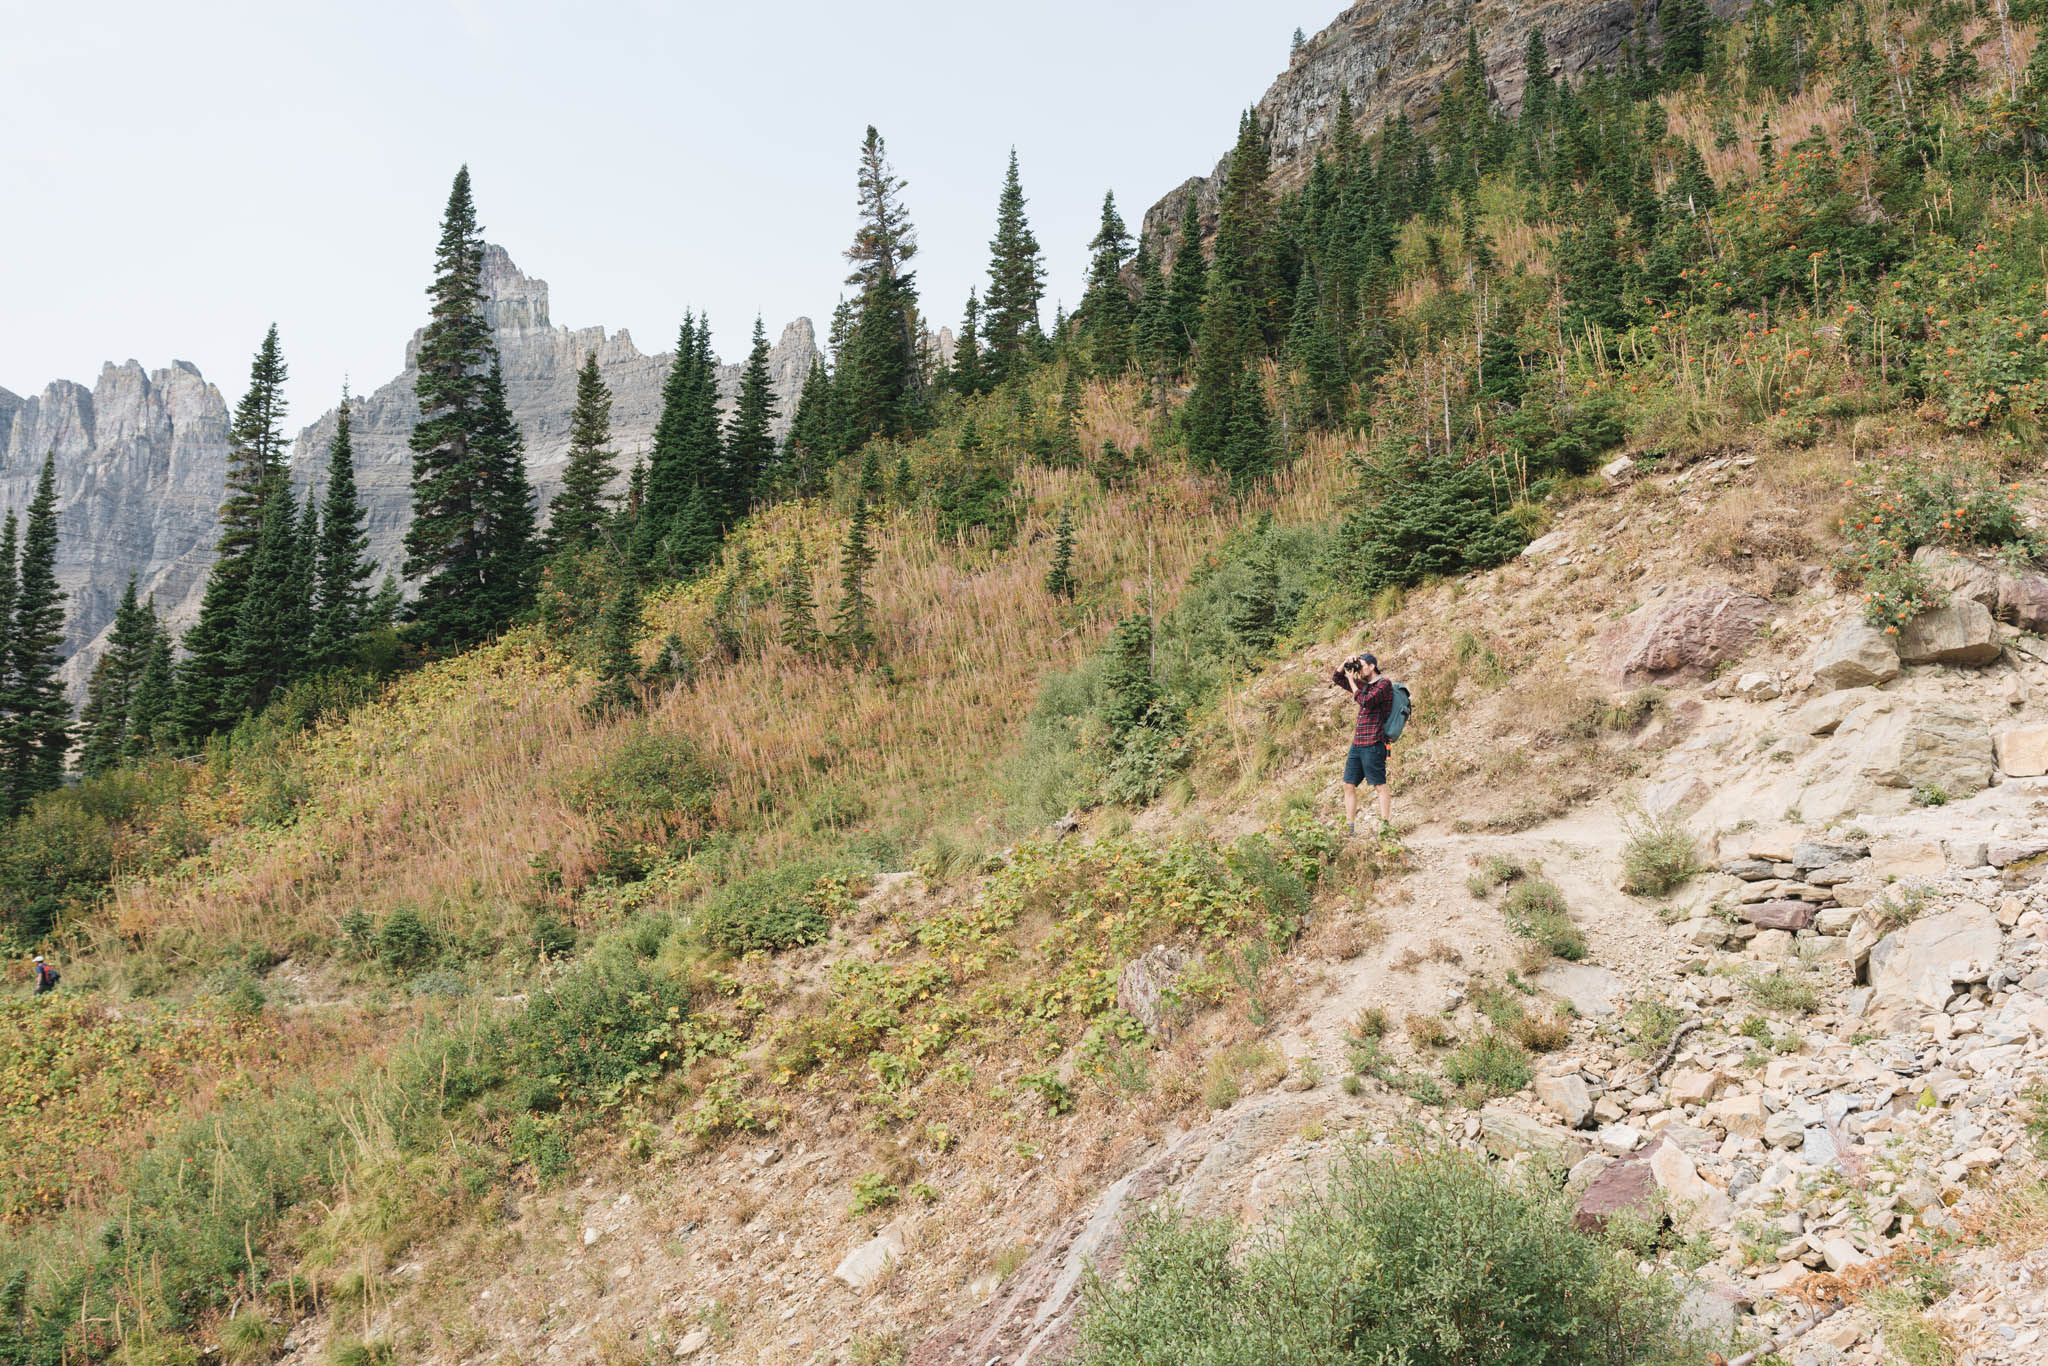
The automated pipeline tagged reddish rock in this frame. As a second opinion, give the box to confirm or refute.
[1575,1150,1657,1233]
[1742,900,1817,931]
[1616,587,1773,685]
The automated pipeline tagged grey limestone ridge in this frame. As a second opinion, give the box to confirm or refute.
[1140,0,1742,269]
[286,245,823,596]
[1,244,821,696]
[0,361,231,695]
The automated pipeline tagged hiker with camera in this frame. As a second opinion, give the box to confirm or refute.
[1330,653,1405,835]
[31,955,58,996]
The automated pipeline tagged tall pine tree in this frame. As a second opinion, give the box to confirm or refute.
[723,317,778,521]
[833,496,879,661]
[1164,195,1207,368]
[1187,114,1280,483]
[778,540,819,652]
[836,128,923,451]
[1078,191,1135,376]
[125,613,174,760]
[405,166,535,646]
[949,291,986,397]
[547,351,619,554]
[2,455,70,816]
[176,325,289,739]
[223,476,305,718]
[982,149,1046,382]
[313,392,376,664]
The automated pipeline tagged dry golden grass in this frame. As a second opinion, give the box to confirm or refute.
[82,388,1351,971]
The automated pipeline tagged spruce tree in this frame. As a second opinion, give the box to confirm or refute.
[176,325,289,739]
[723,317,778,522]
[288,493,318,674]
[783,360,835,497]
[833,497,878,661]
[592,558,642,712]
[950,291,986,397]
[672,483,721,576]
[837,127,922,449]
[1226,535,1280,655]
[472,359,540,630]
[0,515,17,715]
[367,576,403,631]
[1523,28,1554,123]
[637,318,706,571]
[125,616,174,760]
[313,393,375,665]
[778,540,819,652]
[1132,244,1172,384]
[1660,0,1711,77]
[982,149,1046,381]
[1188,115,1279,481]
[1078,191,1135,376]
[1049,366,1085,468]
[857,445,886,506]
[79,576,152,776]
[406,166,535,646]
[1044,506,1078,599]
[1165,196,1207,367]
[224,476,303,717]
[1098,614,1158,741]
[2,455,69,815]
[548,351,618,554]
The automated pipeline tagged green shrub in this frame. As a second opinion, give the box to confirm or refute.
[1744,969,1821,1016]
[503,957,697,1108]
[695,860,856,954]
[1076,1143,1699,1364]
[0,792,118,945]
[1441,1032,1534,1102]
[849,1172,902,1216]
[373,907,437,969]
[1499,880,1587,960]
[509,1113,572,1182]
[1334,449,1530,599]
[573,728,719,836]
[1620,809,1703,897]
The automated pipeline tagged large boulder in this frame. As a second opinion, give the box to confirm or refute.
[1898,600,2001,667]
[1892,708,1995,797]
[1618,587,1772,684]
[1866,904,2003,1015]
[1480,1109,1586,1166]
[1812,619,1902,690]
[1116,945,1195,1036]
[1912,546,2001,608]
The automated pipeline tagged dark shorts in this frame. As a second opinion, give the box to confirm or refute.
[1344,742,1387,788]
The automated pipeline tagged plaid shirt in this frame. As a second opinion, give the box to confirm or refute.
[1333,671,1393,746]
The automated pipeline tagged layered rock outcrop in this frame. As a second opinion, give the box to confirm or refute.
[0,362,230,694]
[288,245,822,591]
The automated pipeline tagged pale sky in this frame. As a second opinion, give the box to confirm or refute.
[3,1,1335,433]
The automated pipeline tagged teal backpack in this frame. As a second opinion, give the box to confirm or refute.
[1385,682,1412,743]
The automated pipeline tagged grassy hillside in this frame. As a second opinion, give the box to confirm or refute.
[9,2,2048,1361]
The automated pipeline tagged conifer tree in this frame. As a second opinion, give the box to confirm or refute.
[367,575,403,631]
[1284,274,1348,428]
[723,317,778,521]
[548,352,618,554]
[1132,244,1172,384]
[313,394,376,666]
[125,618,174,760]
[1165,196,1208,367]
[472,359,540,629]
[857,445,886,506]
[1078,191,1135,376]
[1660,0,1711,77]
[949,291,986,397]
[406,166,535,646]
[833,497,878,661]
[79,577,153,776]
[837,127,922,449]
[782,360,835,496]
[592,559,642,712]
[1098,614,1158,740]
[1049,367,1084,468]
[224,476,304,718]
[638,317,706,571]
[177,325,290,739]
[778,540,819,652]
[289,493,318,671]
[672,483,720,575]
[892,451,915,505]
[1188,114,1280,481]
[2,455,69,815]
[1522,28,1554,122]
[983,149,1046,381]
[0,514,15,682]
[1226,535,1280,655]
[1044,506,1078,599]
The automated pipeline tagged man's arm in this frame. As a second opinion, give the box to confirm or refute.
[1330,668,1354,695]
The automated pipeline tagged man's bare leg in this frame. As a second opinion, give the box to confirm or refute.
[1343,782,1360,830]
[1374,781,1392,827]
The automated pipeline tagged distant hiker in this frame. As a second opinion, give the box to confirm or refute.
[31,955,58,996]
[1331,653,1394,834]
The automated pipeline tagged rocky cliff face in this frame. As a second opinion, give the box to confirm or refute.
[1142,0,1678,265]
[0,362,230,694]
[288,245,823,591]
